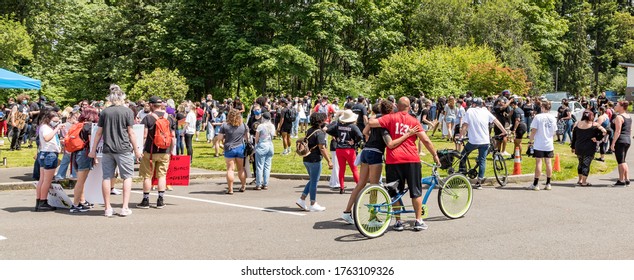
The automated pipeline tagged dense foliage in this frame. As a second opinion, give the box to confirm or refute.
[1,0,633,105]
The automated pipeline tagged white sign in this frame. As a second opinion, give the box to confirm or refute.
[133,124,144,153]
[84,160,104,204]
[628,67,634,88]
[47,183,74,209]
[89,123,104,158]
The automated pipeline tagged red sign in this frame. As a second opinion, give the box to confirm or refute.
[152,155,190,186]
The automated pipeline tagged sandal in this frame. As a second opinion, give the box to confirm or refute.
[581,183,592,187]
[225,190,234,195]
[261,186,268,190]
[254,186,261,190]
[239,186,246,192]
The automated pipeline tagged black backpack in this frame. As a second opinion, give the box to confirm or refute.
[286,107,297,122]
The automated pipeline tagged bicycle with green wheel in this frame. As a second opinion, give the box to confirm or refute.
[353,161,473,238]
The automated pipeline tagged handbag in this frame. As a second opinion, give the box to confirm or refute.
[243,124,254,157]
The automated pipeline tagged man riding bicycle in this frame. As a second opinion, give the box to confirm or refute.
[458,98,507,189]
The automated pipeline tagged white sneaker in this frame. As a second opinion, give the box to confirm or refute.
[342,213,354,224]
[119,208,132,217]
[528,184,540,191]
[195,137,199,141]
[309,203,326,212]
[367,219,384,228]
[501,151,511,157]
[110,188,122,195]
[104,208,114,217]
[295,199,308,211]
[544,184,552,190]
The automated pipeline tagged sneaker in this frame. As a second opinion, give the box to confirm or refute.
[613,181,627,187]
[309,203,326,212]
[501,151,511,157]
[69,204,89,213]
[595,158,605,162]
[104,208,114,217]
[414,220,428,231]
[473,183,482,190]
[392,220,404,231]
[295,199,308,211]
[525,184,539,191]
[544,184,552,191]
[53,176,64,181]
[37,201,56,212]
[119,208,132,217]
[110,188,122,195]
[367,219,384,228]
[341,212,353,225]
[626,180,631,186]
[195,137,199,141]
[156,197,165,209]
[330,186,341,191]
[82,201,94,209]
[137,198,150,209]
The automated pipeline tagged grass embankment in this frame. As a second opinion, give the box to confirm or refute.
[0,132,617,182]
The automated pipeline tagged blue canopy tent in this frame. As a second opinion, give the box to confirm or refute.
[0,68,41,90]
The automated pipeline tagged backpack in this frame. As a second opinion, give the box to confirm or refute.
[296,129,321,157]
[318,103,329,115]
[286,107,297,122]
[152,113,172,150]
[65,122,87,153]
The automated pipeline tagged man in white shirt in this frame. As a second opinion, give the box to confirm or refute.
[458,98,506,189]
[527,100,557,191]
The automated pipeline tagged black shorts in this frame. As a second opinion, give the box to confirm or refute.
[533,149,554,158]
[453,125,461,138]
[280,125,292,134]
[615,143,630,164]
[494,125,505,136]
[515,123,527,139]
[386,163,422,199]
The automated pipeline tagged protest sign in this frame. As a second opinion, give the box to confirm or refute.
[47,183,74,209]
[151,155,190,186]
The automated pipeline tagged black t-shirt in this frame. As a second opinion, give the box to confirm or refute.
[364,114,390,152]
[522,103,534,118]
[326,122,362,149]
[420,108,430,123]
[597,95,608,107]
[557,106,570,120]
[280,108,292,129]
[493,103,507,124]
[303,127,327,163]
[351,103,367,132]
[141,111,176,153]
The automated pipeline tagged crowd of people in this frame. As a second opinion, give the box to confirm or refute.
[1,85,631,230]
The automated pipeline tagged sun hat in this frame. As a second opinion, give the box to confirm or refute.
[338,109,358,123]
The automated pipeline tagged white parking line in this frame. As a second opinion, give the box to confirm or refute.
[0,235,7,241]
[131,191,306,216]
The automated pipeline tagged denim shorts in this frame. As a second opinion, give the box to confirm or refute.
[445,116,455,124]
[359,149,383,165]
[73,149,94,171]
[224,144,245,159]
[38,151,59,170]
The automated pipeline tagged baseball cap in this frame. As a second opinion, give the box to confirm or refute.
[149,96,163,104]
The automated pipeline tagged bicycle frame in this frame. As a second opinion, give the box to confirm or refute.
[369,165,442,217]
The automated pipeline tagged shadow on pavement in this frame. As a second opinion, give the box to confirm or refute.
[10,174,34,181]
[2,207,34,213]
[425,215,451,222]
[313,220,356,232]
[334,233,369,242]
[264,206,304,213]
[189,190,231,195]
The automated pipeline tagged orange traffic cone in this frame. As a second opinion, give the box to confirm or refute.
[513,147,522,175]
[553,154,561,172]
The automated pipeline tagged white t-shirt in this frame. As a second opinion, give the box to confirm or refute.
[39,125,61,153]
[463,107,496,145]
[185,111,197,135]
[298,103,306,119]
[530,113,557,151]
[137,110,149,121]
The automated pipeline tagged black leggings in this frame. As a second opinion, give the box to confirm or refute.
[185,133,194,162]
[577,155,594,176]
[615,143,630,164]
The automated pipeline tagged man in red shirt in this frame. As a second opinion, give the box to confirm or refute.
[368,97,440,231]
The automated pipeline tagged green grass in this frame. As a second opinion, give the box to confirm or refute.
[0,132,618,181]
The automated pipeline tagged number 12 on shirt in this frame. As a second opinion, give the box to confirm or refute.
[395,123,410,136]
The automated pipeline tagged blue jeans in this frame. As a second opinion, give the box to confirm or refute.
[459,142,489,180]
[303,161,322,202]
[525,116,533,131]
[292,117,300,137]
[255,142,274,187]
[563,119,573,143]
[176,129,184,155]
[55,152,77,179]
[206,121,213,141]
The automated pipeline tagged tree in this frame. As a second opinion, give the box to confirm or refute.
[128,68,189,103]
[0,15,33,70]
[467,62,531,97]
[558,0,593,95]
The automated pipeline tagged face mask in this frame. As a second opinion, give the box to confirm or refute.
[144,109,150,113]
[254,110,261,115]
[49,121,59,128]
[185,108,191,113]
[22,100,28,105]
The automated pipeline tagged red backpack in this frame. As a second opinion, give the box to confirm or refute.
[152,113,172,150]
[65,122,87,153]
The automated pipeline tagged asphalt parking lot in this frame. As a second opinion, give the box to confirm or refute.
[1,174,633,260]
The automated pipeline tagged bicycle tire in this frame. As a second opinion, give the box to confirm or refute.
[437,173,473,219]
[353,184,393,238]
[492,152,508,187]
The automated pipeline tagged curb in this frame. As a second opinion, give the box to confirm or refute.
[0,172,537,191]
